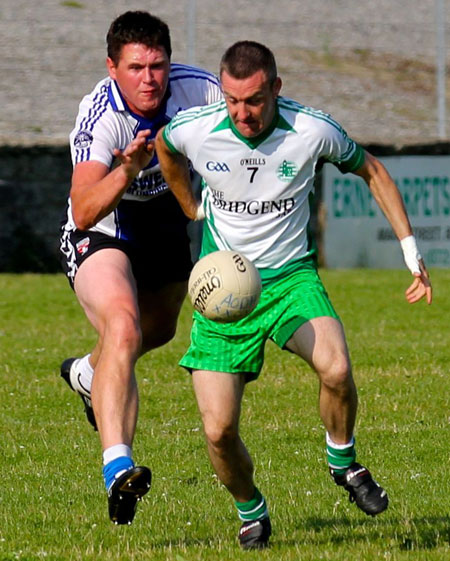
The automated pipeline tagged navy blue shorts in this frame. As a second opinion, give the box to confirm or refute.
[60,194,192,291]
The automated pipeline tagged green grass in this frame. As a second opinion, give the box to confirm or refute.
[0,270,449,561]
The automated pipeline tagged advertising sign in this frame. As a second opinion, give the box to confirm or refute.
[322,156,450,268]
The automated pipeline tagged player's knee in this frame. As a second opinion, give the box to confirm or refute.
[204,420,239,452]
[105,311,142,357]
[319,355,352,391]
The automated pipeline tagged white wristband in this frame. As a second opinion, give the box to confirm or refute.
[400,235,422,275]
[195,204,205,221]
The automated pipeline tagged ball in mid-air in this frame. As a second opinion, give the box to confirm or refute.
[188,250,262,323]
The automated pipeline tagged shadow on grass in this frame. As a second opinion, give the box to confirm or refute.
[142,516,450,552]
[291,515,450,550]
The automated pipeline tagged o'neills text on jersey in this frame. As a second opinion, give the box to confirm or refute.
[240,158,266,166]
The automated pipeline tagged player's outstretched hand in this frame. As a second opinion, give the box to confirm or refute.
[113,129,154,180]
[405,259,432,305]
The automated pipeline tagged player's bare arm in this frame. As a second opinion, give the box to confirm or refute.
[155,127,200,221]
[353,150,432,305]
[70,129,153,230]
[354,151,413,239]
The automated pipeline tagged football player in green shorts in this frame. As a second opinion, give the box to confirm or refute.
[156,41,432,549]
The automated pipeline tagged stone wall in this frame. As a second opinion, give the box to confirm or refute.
[0,146,71,272]
[0,143,448,272]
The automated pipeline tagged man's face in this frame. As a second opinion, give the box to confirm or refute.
[107,43,170,118]
[221,70,281,138]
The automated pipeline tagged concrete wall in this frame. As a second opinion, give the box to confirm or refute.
[0,143,448,272]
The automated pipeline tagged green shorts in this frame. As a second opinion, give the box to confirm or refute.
[180,263,339,381]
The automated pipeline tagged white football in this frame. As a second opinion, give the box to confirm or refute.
[188,250,262,323]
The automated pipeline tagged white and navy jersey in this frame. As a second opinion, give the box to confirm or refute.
[63,64,222,239]
[163,97,365,276]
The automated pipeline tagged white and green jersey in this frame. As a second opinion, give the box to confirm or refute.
[163,96,365,281]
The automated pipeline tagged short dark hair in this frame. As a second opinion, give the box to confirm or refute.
[107,11,172,64]
[220,41,277,84]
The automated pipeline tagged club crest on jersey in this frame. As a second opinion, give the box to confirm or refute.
[277,160,298,181]
[74,130,94,149]
[76,237,90,255]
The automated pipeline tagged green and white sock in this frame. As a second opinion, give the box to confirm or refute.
[235,487,268,521]
[326,432,356,475]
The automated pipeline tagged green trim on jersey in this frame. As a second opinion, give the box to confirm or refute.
[334,143,365,173]
[211,115,233,133]
[228,106,296,149]
[168,100,227,130]
[278,97,344,134]
[162,101,228,154]
[200,217,231,254]
[163,95,364,167]
[277,97,365,172]
[162,126,180,154]
[209,102,296,149]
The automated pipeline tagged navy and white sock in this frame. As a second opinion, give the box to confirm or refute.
[102,444,134,491]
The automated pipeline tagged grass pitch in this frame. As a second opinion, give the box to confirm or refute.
[0,270,449,561]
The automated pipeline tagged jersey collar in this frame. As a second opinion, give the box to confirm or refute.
[108,79,171,137]
[108,79,127,112]
[223,99,294,148]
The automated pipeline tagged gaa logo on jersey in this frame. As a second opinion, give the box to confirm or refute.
[76,237,91,256]
[277,160,298,181]
[206,161,231,172]
[74,130,94,149]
